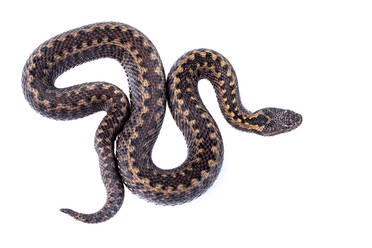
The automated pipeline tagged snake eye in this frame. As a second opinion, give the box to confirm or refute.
[281,111,294,126]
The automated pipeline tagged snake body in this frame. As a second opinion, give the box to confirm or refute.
[22,22,302,223]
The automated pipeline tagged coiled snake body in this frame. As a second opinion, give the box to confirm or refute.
[22,22,302,223]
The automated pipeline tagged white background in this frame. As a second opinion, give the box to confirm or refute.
[1,0,371,247]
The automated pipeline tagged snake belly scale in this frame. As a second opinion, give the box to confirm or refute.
[22,22,302,223]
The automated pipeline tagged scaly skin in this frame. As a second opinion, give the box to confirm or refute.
[22,22,302,223]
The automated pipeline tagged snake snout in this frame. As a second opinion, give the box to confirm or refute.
[280,110,302,128]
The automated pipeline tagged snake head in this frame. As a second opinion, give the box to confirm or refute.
[255,107,302,136]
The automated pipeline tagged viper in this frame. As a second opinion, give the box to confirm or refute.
[22,22,302,223]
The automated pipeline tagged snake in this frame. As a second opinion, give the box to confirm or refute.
[22,22,302,223]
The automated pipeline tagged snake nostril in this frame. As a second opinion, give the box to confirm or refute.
[295,113,303,126]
